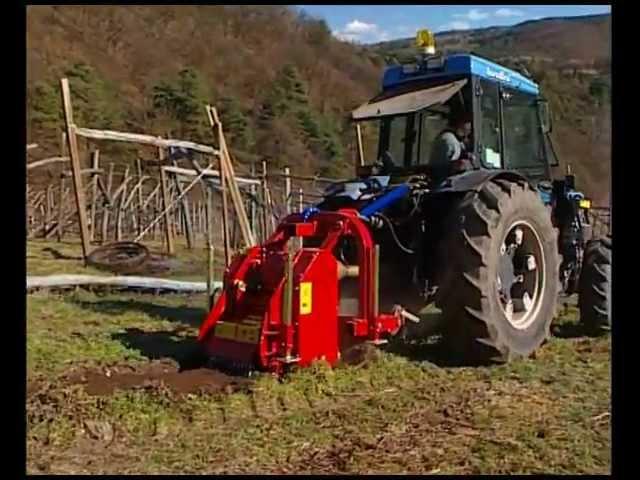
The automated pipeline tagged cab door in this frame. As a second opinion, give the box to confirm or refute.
[500,86,549,179]
[474,78,503,169]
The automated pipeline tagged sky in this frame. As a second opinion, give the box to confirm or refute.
[295,5,611,43]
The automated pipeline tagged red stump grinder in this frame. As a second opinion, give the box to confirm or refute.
[198,208,410,376]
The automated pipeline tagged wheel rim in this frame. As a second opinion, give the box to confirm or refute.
[496,221,546,330]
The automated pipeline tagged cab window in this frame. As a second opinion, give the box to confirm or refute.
[478,80,502,169]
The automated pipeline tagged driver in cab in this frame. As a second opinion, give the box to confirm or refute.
[429,110,475,182]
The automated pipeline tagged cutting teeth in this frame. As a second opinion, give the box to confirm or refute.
[207,356,256,377]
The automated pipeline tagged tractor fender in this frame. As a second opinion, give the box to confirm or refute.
[433,169,532,194]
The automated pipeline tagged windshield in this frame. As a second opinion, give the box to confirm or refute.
[377,109,451,168]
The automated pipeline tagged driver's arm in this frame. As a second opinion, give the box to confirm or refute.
[430,132,461,166]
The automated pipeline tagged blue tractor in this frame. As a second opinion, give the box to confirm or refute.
[316,31,611,362]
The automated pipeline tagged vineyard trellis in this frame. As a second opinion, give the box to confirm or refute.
[26,77,346,271]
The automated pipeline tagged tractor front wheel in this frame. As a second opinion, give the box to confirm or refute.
[436,178,560,363]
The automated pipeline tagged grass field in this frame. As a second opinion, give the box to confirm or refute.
[26,239,611,474]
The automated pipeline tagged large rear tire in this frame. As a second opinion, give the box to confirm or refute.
[436,178,560,363]
[578,237,611,334]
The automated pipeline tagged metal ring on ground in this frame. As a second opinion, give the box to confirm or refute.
[87,242,150,274]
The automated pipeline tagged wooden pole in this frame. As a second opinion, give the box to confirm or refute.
[56,177,65,241]
[207,105,255,247]
[89,150,100,242]
[101,162,114,244]
[74,127,219,155]
[207,243,215,310]
[206,187,215,310]
[169,163,195,249]
[26,183,31,237]
[176,202,182,236]
[136,157,144,237]
[260,161,269,241]
[159,151,175,255]
[153,186,161,241]
[265,184,277,234]
[206,187,214,247]
[356,123,365,167]
[45,185,53,229]
[284,166,291,215]
[60,78,91,262]
[192,201,197,237]
[115,166,129,241]
[55,132,69,241]
[208,119,231,267]
[250,161,257,241]
[199,201,205,239]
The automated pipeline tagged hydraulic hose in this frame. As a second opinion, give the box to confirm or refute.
[375,213,415,255]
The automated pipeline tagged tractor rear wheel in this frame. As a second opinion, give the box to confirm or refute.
[436,178,560,363]
[578,237,611,334]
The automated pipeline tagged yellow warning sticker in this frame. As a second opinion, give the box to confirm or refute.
[300,282,312,315]
[214,321,260,344]
[214,321,237,341]
[236,324,261,343]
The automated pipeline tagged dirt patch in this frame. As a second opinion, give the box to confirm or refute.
[61,360,252,396]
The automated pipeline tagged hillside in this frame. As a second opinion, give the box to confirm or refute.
[372,14,610,69]
[27,7,610,203]
[26,5,383,178]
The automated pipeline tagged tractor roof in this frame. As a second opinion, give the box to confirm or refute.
[382,53,539,96]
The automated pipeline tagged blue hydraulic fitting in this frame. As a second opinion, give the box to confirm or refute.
[359,184,411,219]
[302,207,320,222]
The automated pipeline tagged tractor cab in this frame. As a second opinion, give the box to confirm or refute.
[352,30,558,185]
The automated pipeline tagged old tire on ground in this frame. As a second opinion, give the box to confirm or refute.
[86,242,150,274]
[436,178,560,363]
[578,237,611,334]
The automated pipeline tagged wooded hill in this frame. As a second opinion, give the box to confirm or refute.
[27,6,611,203]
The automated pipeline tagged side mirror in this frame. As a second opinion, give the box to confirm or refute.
[538,99,552,134]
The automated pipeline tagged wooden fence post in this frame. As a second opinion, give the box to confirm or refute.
[260,161,269,241]
[89,149,100,242]
[250,161,257,241]
[136,157,144,237]
[283,166,291,215]
[56,178,65,241]
[115,166,129,241]
[208,120,230,266]
[101,162,114,243]
[170,166,195,249]
[159,151,175,255]
[60,78,91,263]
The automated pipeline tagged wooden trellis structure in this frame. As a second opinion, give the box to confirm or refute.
[26,77,344,268]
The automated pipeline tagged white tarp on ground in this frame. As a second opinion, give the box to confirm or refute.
[351,78,468,120]
[27,274,222,294]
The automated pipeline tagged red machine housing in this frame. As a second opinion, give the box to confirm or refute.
[198,209,404,375]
